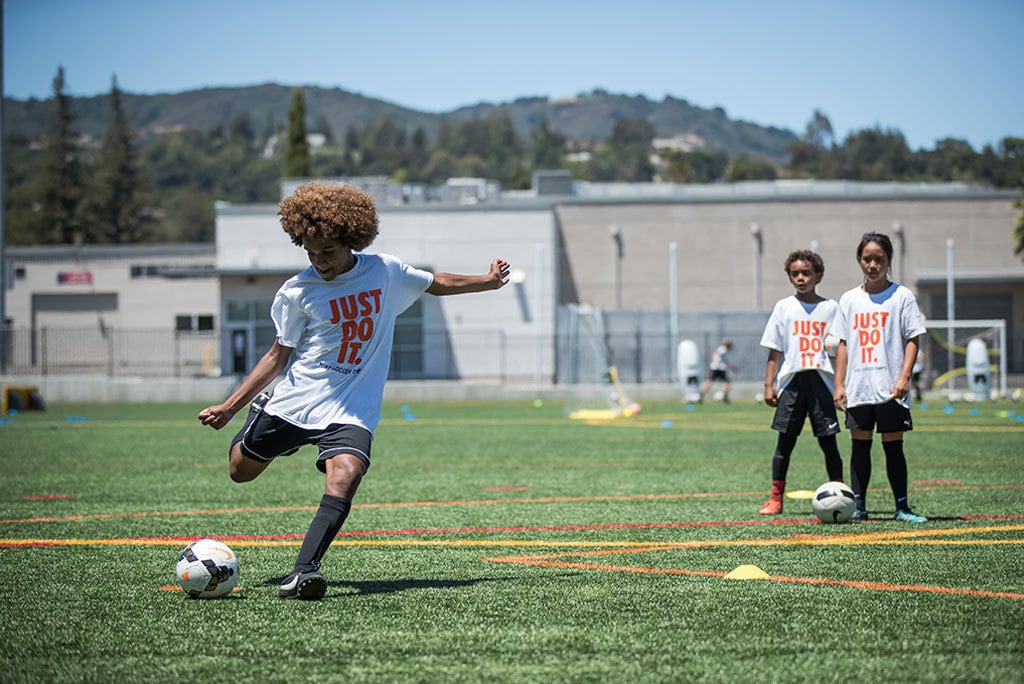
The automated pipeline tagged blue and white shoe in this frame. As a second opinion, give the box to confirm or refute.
[851,509,869,522]
[893,508,928,523]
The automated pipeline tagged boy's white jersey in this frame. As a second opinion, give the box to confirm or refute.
[264,252,433,433]
[832,282,926,408]
[759,296,838,392]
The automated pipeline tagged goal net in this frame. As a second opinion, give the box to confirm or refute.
[921,319,1007,399]
[563,305,638,420]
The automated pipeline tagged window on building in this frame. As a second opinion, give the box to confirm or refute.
[176,314,217,334]
[391,299,424,378]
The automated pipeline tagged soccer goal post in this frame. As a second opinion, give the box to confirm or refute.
[923,319,1007,398]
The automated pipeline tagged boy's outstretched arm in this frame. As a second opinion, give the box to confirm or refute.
[427,258,510,296]
[198,340,292,430]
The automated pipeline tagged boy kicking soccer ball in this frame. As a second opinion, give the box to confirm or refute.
[199,181,510,599]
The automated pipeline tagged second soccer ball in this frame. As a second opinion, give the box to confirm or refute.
[811,482,856,524]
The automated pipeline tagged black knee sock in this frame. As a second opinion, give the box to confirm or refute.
[882,440,909,511]
[850,439,873,512]
[817,435,844,481]
[294,494,351,573]
[771,432,799,482]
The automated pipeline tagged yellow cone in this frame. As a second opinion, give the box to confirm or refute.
[785,490,814,500]
[724,564,771,580]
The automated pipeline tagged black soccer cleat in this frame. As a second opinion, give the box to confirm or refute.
[279,570,327,600]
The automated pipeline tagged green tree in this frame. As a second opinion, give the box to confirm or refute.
[662,150,690,183]
[999,137,1024,189]
[838,127,917,180]
[589,117,654,181]
[804,109,835,149]
[921,138,978,182]
[683,150,729,183]
[725,154,750,182]
[531,118,566,170]
[35,66,85,244]
[86,76,150,243]
[788,110,838,178]
[283,88,311,178]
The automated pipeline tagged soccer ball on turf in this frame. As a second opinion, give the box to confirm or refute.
[811,482,856,524]
[175,538,239,598]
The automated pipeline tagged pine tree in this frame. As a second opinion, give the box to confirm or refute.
[36,66,84,244]
[283,88,311,178]
[87,76,149,243]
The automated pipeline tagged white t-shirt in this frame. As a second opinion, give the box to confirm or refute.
[709,345,730,371]
[832,282,926,408]
[263,252,433,432]
[759,296,838,392]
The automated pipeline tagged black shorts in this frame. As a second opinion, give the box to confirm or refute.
[709,369,729,381]
[845,399,913,434]
[771,371,840,437]
[232,409,373,473]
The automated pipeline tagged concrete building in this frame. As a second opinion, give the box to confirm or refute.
[3,179,1021,401]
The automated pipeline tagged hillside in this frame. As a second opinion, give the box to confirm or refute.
[3,84,798,161]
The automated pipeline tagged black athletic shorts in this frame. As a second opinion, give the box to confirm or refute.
[844,399,913,434]
[771,371,840,437]
[709,369,729,381]
[232,408,373,472]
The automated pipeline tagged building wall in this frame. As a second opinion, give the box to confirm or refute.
[555,195,1022,314]
[4,245,219,376]
[6,245,217,329]
[215,203,557,381]
[5,183,1021,387]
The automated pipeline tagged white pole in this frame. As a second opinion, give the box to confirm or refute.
[946,239,955,395]
[750,223,762,309]
[999,323,1007,398]
[610,224,622,308]
[534,243,545,385]
[669,242,679,347]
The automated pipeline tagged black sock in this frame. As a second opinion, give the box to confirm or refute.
[882,440,909,510]
[850,439,873,511]
[817,435,844,481]
[293,494,351,574]
[771,432,799,482]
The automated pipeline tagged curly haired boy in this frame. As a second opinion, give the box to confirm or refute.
[199,181,510,599]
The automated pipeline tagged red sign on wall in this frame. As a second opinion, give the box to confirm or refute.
[57,271,93,285]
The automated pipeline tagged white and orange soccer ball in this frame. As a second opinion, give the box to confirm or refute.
[175,538,239,598]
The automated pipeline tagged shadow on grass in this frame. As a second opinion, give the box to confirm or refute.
[260,575,518,597]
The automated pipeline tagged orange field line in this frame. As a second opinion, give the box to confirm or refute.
[482,557,1024,600]
[4,485,1024,525]
[0,491,762,524]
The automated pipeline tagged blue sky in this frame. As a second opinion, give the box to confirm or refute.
[4,0,1021,151]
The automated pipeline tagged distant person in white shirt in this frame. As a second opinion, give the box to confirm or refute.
[699,339,734,403]
[199,181,510,599]
[756,250,844,515]
[832,231,928,524]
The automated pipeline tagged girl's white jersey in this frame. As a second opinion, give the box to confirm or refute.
[832,282,926,409]
[264,252,433,433]
[759,296,838,393]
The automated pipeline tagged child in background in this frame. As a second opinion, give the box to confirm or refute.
[699,339,734,403]
[757,250,843,515]
[832,232,928,523]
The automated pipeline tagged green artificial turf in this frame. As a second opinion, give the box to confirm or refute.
[1,398,1022,682]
